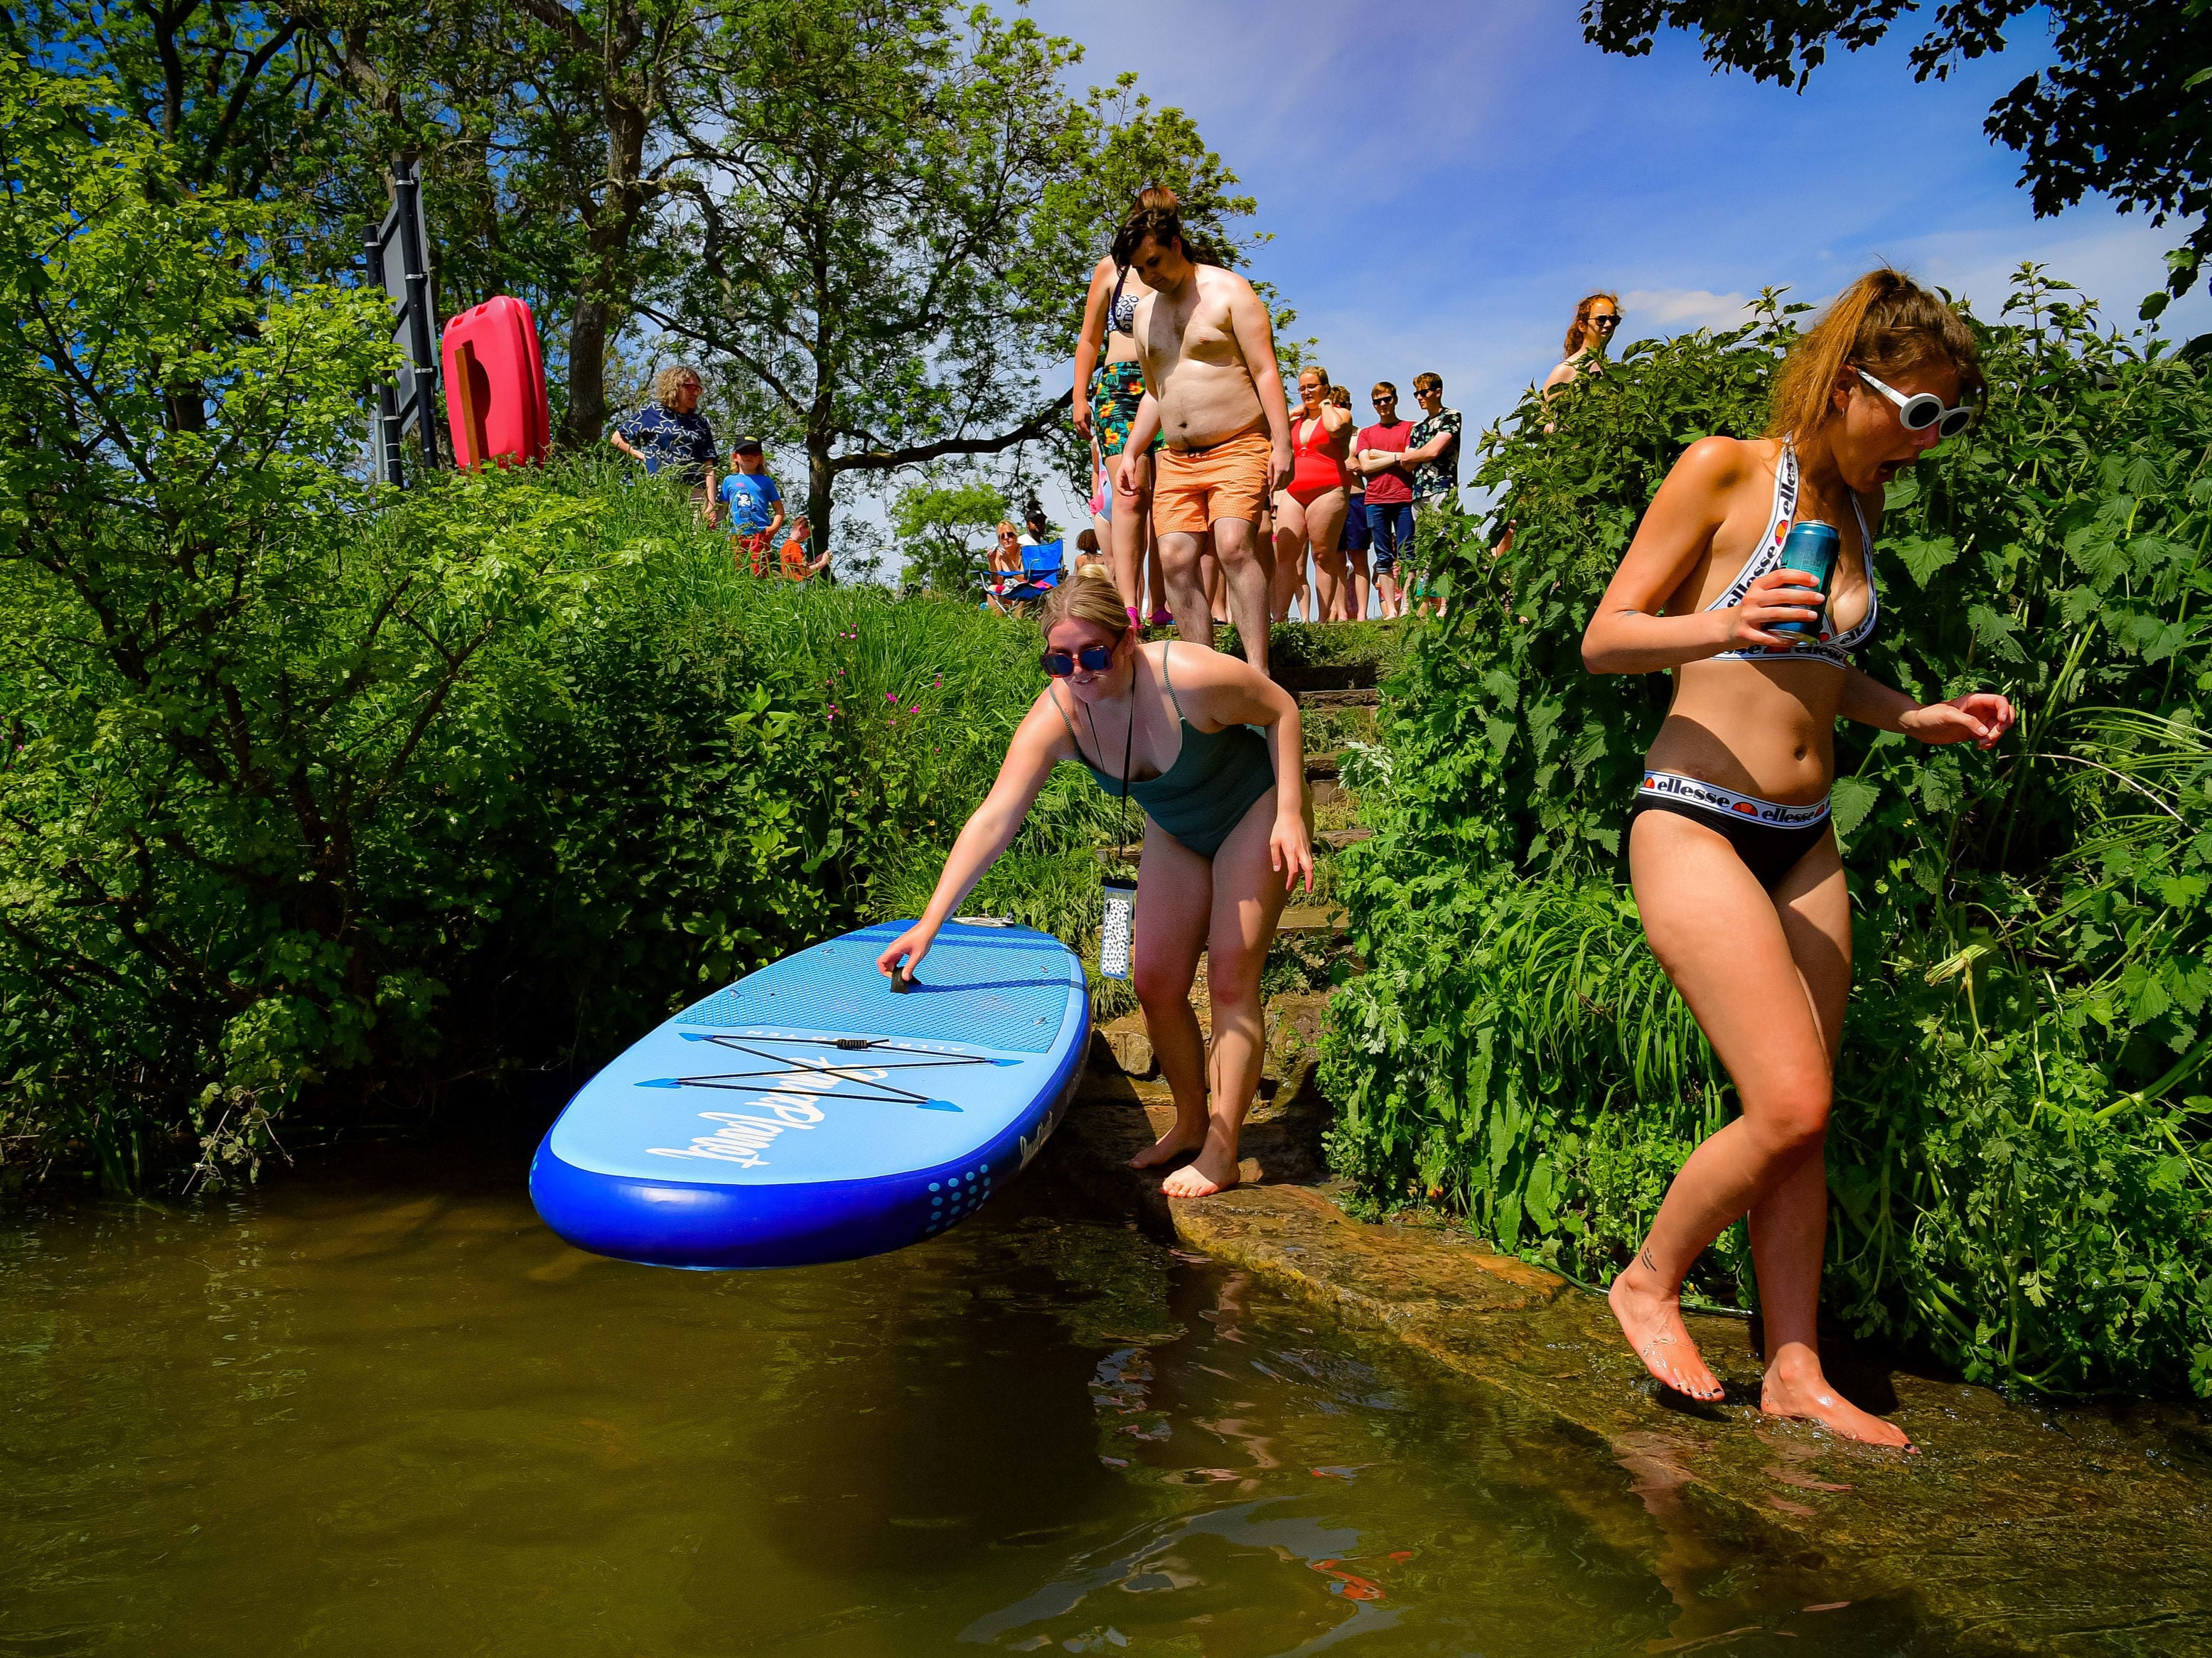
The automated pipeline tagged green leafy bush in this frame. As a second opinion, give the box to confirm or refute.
[1322,272,2212,1396]
[0,55,1108,1184]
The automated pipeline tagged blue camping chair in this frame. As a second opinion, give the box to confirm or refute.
[988,539,1064,608]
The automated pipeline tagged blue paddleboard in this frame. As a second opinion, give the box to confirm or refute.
[528,920,1090,1269]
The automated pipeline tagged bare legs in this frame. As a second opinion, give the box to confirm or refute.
[1159,518,1272,677]
[1269,494,1308,624]
[1272,488,1347,626]
[1313,541,1347,621]
[1127,795,1295,1195]
[1342,542,1370,622]
[1615,814,1908,1448]
[1111,448,1154,615]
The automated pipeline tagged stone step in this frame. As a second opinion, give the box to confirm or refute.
[1299,688,1379,710]
[1304,750,1342,780]
[1309,778,1346,809]
[1277,905,1349,935]
[1322,827,1372,850]
[1274,661,1378,694]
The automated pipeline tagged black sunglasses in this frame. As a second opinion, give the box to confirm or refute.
[1041,645,1115,677]
[1590,314,1621,328]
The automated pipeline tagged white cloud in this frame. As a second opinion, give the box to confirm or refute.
[1621,288,1754,330]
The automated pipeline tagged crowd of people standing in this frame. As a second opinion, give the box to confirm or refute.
[608,190,2017,1453]
[1075,208,1468,631]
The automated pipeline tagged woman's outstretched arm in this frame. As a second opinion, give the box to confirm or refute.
[876,699,1073,979]
[1837,669,2014,749]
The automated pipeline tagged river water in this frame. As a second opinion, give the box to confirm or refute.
[1,1143,1928,1656]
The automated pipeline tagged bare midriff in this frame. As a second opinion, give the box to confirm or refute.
[1642,439,1874,804]
[1645,662,1844,803]
[1138,274,1265,450]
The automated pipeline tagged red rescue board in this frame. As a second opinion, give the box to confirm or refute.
[441,296,549,468]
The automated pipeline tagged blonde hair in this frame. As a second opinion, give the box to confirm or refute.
[1298,364,1331,387]
[1038,564,1132,637]
[653,365,701,409]
[1563,294,1620,359]
[1765,268,1982,441]
[1413,370,1442,395]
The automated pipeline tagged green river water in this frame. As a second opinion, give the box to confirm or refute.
[1,1142,1931,1656]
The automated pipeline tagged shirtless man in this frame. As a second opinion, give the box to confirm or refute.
[1113,200,1293,677]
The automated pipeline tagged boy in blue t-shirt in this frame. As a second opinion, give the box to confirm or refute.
[718,437,785,549]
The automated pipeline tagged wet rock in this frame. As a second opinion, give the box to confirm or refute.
[1090,1014,1156,1079]
[1038,1089,2212,1657]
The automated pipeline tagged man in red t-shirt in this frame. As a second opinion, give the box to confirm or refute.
[1353,383,1416,618]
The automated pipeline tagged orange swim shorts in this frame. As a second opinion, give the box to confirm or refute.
[1151,428,1272,539]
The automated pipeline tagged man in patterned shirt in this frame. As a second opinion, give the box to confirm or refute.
[1402,371,1461,616]
[609,365,718,520]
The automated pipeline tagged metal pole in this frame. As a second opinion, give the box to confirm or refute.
[363,222,405,488]
[393,165,441,472]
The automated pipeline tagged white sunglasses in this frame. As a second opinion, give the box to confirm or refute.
[1855,368,1974,439]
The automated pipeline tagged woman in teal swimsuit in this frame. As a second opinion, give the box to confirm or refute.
[878,566,1314,1197]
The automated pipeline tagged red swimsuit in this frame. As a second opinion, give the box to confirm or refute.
[1285,412,1349,505]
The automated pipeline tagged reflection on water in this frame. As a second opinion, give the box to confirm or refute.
[0,1144,1928,1655]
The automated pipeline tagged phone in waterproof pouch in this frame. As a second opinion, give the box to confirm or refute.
[1100,880,1137,980]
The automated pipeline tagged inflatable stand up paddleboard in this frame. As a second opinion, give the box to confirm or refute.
[530,920,1089,1269]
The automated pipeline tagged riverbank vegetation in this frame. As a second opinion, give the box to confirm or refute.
[0,55,1115,1185]
[1321,274,2212,1398]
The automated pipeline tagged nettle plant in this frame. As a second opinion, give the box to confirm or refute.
[1323,271,2212,1396]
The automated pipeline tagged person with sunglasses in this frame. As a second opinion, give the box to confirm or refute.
[877,564,1313,1199]
[1542,293,1621,399]
[1579,268,2013,1448]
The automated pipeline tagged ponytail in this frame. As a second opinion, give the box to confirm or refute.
[1766,268,1982,440]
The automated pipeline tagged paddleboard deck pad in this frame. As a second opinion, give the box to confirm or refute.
[530,921,1090,1269]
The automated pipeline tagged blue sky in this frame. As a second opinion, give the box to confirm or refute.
[1013,0,2205,525]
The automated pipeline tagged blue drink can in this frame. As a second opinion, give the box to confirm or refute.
[1769,520,1839,638]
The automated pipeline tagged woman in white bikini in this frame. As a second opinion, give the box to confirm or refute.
[1582,269,2014,1448]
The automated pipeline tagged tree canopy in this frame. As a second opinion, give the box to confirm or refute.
[6,0,1247,560]
[1580,0,2212,307]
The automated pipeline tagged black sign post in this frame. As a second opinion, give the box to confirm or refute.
[364,158,441,486]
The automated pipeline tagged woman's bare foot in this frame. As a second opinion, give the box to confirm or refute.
[1609,1254,1724,1401]
[1159,1137,1240,1198]
[1762,1352,1914,1450]
[1129,1121,1205,1171]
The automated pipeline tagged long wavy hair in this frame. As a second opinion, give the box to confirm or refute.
[1764,268,1982,440]
[1562,293,1621,359]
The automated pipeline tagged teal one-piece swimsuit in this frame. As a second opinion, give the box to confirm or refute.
[1049,642,1277,859]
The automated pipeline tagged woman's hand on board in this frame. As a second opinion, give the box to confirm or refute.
[875,922,935,984]
[1272,812,1314,893]
[1900,692,2015,750]
[1725,567,1827,652]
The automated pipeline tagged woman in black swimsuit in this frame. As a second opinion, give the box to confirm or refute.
[1581,269,2014,1448]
